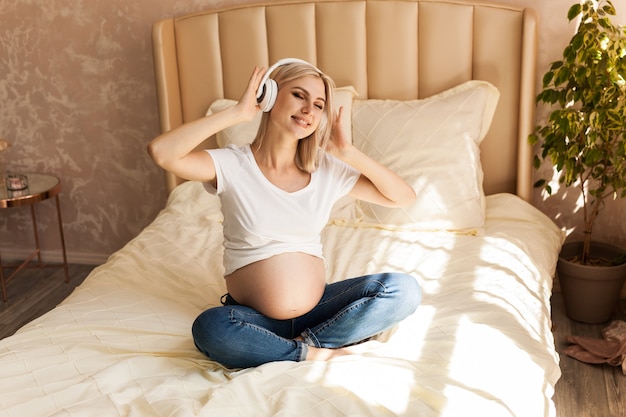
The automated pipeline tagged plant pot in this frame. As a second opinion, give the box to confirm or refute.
[557,241,626,324]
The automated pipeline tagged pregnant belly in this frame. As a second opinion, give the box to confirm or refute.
[225,252,326,320]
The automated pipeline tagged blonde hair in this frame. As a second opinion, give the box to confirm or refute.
[251,62,336,173]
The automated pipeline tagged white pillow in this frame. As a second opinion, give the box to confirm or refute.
[352,80,500,232]
[206,86,358,148]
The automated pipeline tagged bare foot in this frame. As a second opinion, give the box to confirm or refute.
[305,346,355,361]
[304,340,384,361]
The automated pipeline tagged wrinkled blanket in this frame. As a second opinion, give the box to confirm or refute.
[563,320,626,374]
[0,183,565,417]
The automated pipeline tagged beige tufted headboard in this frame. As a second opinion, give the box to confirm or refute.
[152,0,538,200]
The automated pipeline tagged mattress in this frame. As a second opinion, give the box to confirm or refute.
[0,180,564,416]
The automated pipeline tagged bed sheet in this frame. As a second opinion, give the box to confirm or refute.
[0,181,564,417]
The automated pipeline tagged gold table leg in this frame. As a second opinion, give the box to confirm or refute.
[55,195,69,283]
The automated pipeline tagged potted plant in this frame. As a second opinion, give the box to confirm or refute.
[529,0,626,323]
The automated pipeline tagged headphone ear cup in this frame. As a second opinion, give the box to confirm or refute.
[259,79,278,112]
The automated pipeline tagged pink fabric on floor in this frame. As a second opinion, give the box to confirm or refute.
[563,320,626,374]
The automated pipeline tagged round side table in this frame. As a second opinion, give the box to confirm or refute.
[0,173,69,302]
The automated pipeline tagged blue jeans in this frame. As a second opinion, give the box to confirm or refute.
[192,272,421,368]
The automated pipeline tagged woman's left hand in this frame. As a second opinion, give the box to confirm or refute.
[326,106,351,156]
[326,106,417,208]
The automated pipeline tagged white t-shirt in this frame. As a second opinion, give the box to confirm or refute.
[205,144,360,275]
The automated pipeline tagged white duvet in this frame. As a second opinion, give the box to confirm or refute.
[0,181,563,417]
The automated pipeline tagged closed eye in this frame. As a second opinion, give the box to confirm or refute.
[292,89,325,110]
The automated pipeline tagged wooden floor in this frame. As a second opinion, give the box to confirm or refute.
[1,264,624,416]
[0,263,96,339]
[551,292,626,417]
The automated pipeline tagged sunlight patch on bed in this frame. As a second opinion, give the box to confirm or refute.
[444,315,550,415]
[301,358,445,415]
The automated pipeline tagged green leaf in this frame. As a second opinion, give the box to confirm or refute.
[533,179,546,188]
[542,71,554,87]
[599,17,613,30]
[585,148,602,164]
[568,4,582,21]
[603,3,616,16]
[550,61,564,70]
[564,44,576,63]
[572,32,585,51]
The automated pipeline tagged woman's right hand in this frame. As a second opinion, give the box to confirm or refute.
[233,66,266,122]
[147,66,267,183]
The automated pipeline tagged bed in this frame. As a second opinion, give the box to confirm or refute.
[0,0,566,416]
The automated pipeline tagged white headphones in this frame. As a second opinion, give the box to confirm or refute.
[256,58,322,112]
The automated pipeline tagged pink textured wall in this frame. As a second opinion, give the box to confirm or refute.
[0,0,251,264]
[0,0,625,265]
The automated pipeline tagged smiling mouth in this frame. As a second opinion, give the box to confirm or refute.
[292,116,311,127]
